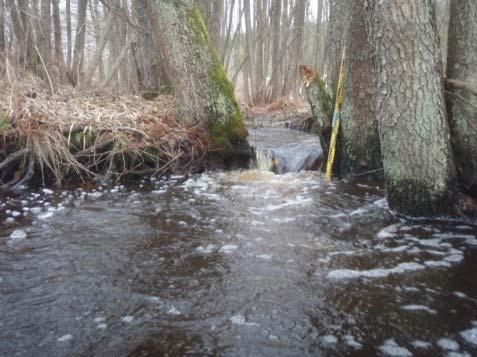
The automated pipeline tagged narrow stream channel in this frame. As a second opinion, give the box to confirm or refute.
[1,128,476,356]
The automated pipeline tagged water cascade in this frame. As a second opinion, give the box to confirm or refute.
[249,128,323,174]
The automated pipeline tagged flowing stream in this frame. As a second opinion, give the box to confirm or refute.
[1,128,476,356]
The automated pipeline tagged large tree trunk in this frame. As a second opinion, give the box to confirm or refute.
[70,0,88,85]
[446,0,477,197]
[142,0,249,161]
[337,2,381,178]
[366,0,456,215]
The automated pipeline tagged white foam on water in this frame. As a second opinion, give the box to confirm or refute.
[167,307,181,316]
[373,198,388,208]
[321,335,338,345]
[327,262,425,280]
[38,211,54,220]
[437,338,460,351]
[10,230,27,240]
[378,338,412,357]
[377,224,400,239]
[401,305,437,314]
[453,292,467,299]
[444,254,464,263]
[11,211,21,217]
[94,317,105,322]
[121,315,134,323]
[57,334,73,342]
[424,260,452,268]
[195,245,215,254]
[96,323,107,329]
[229,314,260,326]
[220,245,239,254]
[380,245,409,253]
[30,207,42,215]
[349,208,368,216]
[459,328,477,346]
[42,189,54,195]
[446,352,471,357]
[343,334,362,349]
[256,254,272,260]
[411,340,432,349]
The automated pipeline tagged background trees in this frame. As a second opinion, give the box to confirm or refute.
[0,0,332,103]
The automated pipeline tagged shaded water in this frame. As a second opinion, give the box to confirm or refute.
[1,128,476,356]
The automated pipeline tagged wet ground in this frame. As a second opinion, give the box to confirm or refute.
[1,128,476,356]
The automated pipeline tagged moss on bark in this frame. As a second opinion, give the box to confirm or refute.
[185,4,248,161]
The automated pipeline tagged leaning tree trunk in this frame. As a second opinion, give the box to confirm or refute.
[142,0,249,161]
[446,0,477,197]
[366,0,456,215]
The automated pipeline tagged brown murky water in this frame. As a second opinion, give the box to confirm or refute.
[1,129,476,356]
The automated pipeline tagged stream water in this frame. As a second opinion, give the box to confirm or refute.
[1,128,476,356]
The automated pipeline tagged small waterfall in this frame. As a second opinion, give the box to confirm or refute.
[250,128,323,174]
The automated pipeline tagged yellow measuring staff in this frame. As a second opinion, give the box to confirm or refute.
[325,47,346,179]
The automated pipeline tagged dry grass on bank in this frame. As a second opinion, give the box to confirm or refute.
[0,75,209,188]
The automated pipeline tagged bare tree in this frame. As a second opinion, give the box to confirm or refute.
[71,0,89,85]
[66,0,72,70]
[52,0,65,79]
[0,0,5,53]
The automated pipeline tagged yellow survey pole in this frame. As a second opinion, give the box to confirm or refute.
[325,47,346,180]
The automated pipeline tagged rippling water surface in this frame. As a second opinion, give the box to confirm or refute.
[1,129,476,356]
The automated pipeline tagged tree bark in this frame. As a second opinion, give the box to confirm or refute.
[290,0,306,96]
[446,0,477,196]
[337,2,382,178]
[0,0,5,53]
[66,0,72,70]
[52,0,65,80]
[142,0,249,160]
[270,0,282,100]
[366,0,456,215]
[243,0,256,102]
[40,0,51,64]
[83,8,114,86]
[71,0,88,86]
[132,0,170,99]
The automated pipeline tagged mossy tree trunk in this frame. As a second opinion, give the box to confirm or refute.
[303,77,332,162]
[366,0,456,215]
[446,0,477,197]
[142,0,249,160]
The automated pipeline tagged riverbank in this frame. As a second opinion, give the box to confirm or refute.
[0,78,209,189]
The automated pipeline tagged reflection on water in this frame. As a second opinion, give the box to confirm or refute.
[0,129,476,356]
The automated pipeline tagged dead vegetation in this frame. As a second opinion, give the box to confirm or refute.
[0,72,209,189]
